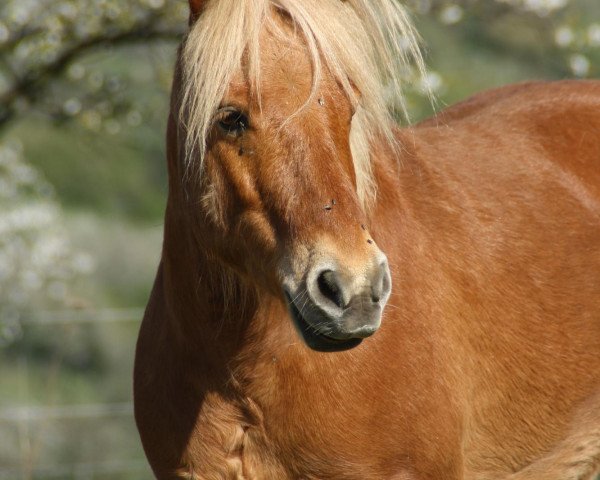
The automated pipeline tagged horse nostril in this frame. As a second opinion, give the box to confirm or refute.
[317,270,344,309]
[371,258,391,304]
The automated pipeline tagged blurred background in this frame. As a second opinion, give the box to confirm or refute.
[0,0,598,478]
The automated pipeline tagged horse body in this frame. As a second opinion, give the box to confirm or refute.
[396,81,600,478]
[134,1,600,478]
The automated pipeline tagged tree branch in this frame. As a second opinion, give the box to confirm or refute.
[0,22,184,132]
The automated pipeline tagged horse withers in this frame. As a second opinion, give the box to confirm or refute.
[134,1,600,478]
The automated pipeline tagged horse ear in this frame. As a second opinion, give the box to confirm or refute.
[188,0,204,25]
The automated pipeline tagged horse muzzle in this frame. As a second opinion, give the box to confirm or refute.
[284,251,391,352]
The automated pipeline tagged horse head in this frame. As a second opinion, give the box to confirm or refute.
[172,0,422,351]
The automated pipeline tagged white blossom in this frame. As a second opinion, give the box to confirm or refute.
[0,141,95,334]
[439,5,464,25]
[569,53,590,76]
[587,24,600,47]
[555,26,575,47]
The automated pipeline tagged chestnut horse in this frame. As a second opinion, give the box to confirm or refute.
[134,0,600,478]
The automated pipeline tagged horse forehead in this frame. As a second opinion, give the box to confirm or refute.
[263,39,312,84]
[223,51,314,113]
[224,73,337,130]
[259,37,345,108]
[225,23,341,113]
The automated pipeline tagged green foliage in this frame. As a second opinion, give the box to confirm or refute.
[14,117,167,221]
[404,0,600,119]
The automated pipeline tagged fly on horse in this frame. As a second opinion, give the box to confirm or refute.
[134,0,600,478]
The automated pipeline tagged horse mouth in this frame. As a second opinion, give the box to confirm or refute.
[284,292,362,352]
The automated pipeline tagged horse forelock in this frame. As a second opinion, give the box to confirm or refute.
[178,0,425,209]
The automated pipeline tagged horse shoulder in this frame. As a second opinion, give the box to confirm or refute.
[391,80,600,479]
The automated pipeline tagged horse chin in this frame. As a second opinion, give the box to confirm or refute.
[284,292,363,353]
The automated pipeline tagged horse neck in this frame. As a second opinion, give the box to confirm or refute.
[159,198,258,362]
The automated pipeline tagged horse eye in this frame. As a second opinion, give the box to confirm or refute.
[217,109,248,137]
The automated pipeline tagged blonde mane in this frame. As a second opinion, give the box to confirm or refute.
[179,0,425,208]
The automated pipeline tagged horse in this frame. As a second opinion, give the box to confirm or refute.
[133,0,600,478]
